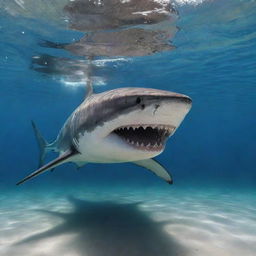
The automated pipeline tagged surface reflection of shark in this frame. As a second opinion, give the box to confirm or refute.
[64,0,177,32]
[41,28,177,57]
[31,0,178,80]
[62,0,178,57]
[31,54,109,86]
[31,54,90,75]
[15,197,188,256]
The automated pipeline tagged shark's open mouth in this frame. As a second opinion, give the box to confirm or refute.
[112,125,175,151]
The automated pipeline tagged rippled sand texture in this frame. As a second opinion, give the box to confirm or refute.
[1,187,256,256]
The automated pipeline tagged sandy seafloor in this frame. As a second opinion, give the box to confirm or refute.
[1,185,255,256]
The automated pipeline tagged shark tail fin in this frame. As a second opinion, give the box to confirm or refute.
[31,121,55,168]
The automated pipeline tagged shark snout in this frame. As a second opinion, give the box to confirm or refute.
[131,93,192,114]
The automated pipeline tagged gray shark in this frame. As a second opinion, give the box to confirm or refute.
[17,87,192,185]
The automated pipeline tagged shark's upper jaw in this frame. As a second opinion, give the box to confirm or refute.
[112,124,175,151]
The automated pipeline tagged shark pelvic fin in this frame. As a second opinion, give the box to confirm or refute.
[74,161,87,170]
[16,150,78,185]
[132,158,173,184]
[31,120,55,168]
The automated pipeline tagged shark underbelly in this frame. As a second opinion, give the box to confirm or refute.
[74,133,163,164]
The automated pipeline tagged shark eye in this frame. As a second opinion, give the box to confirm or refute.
[135,97,145,109]
[136,97,141,104]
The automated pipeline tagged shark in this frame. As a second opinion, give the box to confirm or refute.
[16,87,192,185]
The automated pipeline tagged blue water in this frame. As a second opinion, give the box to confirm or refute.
[0,0,256,255]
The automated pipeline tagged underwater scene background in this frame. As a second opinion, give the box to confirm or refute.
[0,0,256,255]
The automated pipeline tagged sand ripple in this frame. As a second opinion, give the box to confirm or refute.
[0,186,255,256]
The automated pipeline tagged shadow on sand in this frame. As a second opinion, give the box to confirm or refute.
[16,197,187,256]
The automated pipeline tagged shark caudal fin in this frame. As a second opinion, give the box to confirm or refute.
[31,121,55,168]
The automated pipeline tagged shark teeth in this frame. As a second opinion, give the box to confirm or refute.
[117,124,174,131]
[113,124,176,151]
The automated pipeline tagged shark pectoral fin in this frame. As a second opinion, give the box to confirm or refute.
[132,158,173,184]
[16,150,78,185]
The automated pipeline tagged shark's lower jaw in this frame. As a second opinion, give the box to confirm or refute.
[112,124,175,151]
